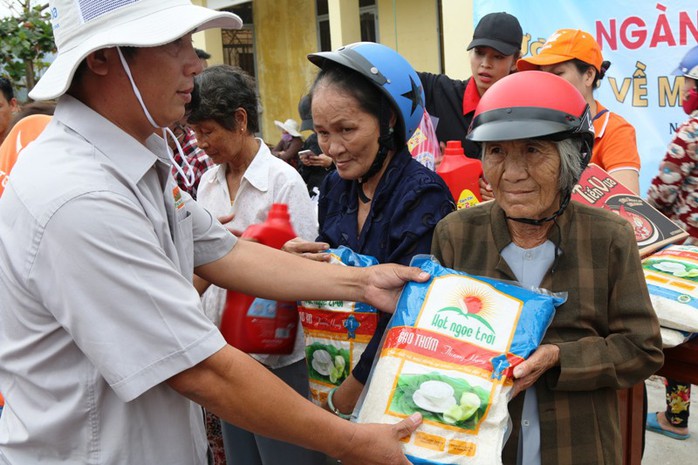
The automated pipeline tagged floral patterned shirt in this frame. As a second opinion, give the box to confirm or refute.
[171,125,213,200]
[647,111,698,241]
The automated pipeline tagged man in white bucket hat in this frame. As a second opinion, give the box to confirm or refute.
[0,1,424,464]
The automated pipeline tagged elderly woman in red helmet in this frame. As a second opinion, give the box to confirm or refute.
[517,29,641,194]
[431,71,663,464]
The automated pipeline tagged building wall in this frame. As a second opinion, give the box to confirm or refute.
[442,0,473,79]
[192,0,475,142]
[376,0,440,74]
[253,0,319,142]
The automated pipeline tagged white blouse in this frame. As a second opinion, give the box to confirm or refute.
[196,139,318,368]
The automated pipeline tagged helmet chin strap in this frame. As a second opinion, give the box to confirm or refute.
[356,97,396,203]
[116,46,195,188]
[505,193,569,274]
[356,142,391,203]
[504,191,571,226]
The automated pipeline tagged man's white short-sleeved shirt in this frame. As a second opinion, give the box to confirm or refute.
[0,95,235,464]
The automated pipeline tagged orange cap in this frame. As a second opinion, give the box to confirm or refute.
[517,29,603,72]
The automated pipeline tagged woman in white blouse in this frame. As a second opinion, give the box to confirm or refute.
[187,65,323,465]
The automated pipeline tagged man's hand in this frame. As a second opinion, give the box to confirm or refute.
[511,344,560,397]
[336,414,422,465]
[362,264,430,313]
[282,237,331,262]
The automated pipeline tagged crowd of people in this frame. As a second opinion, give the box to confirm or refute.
[0,1,695,464]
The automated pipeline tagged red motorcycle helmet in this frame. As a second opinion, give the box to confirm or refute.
[467,70,594,173]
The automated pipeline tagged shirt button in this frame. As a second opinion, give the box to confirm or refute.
[524,251,532,260]
[522,420,530,427]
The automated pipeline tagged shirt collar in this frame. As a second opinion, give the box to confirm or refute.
[54,94,166,185]
[489,201,574,254]
[463,78,482,116]
[241,139,271,192]
[592,100,611,140]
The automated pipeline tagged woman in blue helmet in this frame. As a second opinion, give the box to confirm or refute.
[284,42,455,416]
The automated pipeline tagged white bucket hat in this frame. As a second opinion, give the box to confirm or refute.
[29,0,242,101]
[273,118,301,137]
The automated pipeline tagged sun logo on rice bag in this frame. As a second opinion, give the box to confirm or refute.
[356,255,566,465]
[298,247,379,405]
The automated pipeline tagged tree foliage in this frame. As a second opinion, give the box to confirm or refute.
[0,1,55,98]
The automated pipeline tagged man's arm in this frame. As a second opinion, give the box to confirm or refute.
[167,344,421,464]
[195,239,428,313]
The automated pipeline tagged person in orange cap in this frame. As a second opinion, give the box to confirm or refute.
[518,28,641,194]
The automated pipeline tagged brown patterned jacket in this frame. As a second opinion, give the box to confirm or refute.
[432,200,664,465]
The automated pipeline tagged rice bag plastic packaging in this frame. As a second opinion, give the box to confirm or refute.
[356,255,566,465]
[298,246,379,405]
[660,327,696,349]
[643,244,698,332]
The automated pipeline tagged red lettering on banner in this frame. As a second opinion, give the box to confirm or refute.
[650,9,676,47]
[596,4,698,51]
[597,19,617,50]
[382,326,523,376]
[621,16,647,50]
[679,11,698,44]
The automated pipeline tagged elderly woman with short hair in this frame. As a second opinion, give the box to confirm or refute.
[187,64,324,465]
[431,71,663,465]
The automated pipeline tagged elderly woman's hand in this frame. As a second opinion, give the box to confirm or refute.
[281,237,332,262]
[511,344,560,397]
[478,177,494,202]
[217,213,246,238]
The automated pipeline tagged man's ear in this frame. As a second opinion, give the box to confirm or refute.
[84,48,112,77]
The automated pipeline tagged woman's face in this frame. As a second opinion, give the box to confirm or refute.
[469,46,517,96]
[539,61,594,98]
[681,77,697,101]
[311,83,381,180]
[190,119,244,165]
[483,139,562,220]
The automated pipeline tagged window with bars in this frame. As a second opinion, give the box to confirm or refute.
[316,0,378,51]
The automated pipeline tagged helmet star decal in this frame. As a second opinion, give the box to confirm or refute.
[401,75,424,116]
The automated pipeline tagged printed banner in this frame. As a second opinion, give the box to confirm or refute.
[474,0,697,195]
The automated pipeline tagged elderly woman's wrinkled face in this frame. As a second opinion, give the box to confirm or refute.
[483,139,561,220]
[312,83,381,180]
[191,118,245,165]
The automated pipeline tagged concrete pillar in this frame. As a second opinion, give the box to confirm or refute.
[191,0,226,66]
[328,0,361,50]
[442,0,472,79]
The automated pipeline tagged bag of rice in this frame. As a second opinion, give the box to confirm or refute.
[298,246,379,405]
[660,327,696,349]
[355,255,565,465]
[642,244,698,332]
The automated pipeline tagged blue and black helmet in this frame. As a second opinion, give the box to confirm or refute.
[308,42,425,144]
[674,45,698,80]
